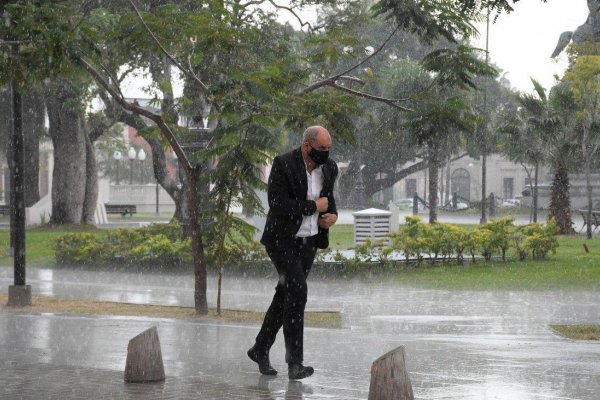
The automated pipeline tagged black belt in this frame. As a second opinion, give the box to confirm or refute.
[294,236,316,245]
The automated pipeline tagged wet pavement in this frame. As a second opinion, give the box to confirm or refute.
[2,266,600,399]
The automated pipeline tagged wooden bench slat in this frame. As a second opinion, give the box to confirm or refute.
[105,204,137,217]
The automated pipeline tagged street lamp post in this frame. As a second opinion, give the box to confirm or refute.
[113,150,122,185]
[7,27,30,306]
[128,147,136,185]
[138,149,146,184]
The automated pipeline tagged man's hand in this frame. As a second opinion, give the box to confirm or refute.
[315,197,329,213]
[318,213,337,229]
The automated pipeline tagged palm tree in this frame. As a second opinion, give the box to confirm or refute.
[499,79,548,223]
[500,79,577,234]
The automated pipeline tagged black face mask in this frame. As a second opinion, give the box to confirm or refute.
[308,145,329,165]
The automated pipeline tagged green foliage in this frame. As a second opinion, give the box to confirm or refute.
[421,45,498,90]
[391,216,428,266]
[54,233,113,265]
[476,217,514,261]
[129,234,191,266]
[353,239,392,264]
[515,219,560,260]
[363,217,560,266]
[52,221,270,268]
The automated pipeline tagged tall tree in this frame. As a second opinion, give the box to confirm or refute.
[564,52,600,239]
[498,79,547,223]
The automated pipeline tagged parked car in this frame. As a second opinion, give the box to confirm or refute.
[395,198,426,211]
[502,198,521,208]
[454,201,468,210]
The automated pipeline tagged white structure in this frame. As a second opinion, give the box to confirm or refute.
[353,208,392,245]
[381,154,544,206]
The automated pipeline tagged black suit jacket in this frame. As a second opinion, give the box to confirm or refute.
[260,147,338,250]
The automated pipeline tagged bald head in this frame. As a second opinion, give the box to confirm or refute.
[302,126,331,146]
[301,125,332,170]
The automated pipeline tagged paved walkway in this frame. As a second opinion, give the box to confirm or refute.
[2,267,600,399]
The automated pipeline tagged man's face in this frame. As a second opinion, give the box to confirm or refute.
[305,131,332,153]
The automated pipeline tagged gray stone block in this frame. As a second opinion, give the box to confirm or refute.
[124,326,165,383]
[368,346,414,400]
[7,285,31,307]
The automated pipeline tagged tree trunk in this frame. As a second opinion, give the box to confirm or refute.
[549,160,573,234]
[533,162,539,223]
[445,154,451,206]
[480,153,487,224]
[438,165,444,206]
[188,166,208,315]
[145,136,184,221]
[148,55,187,222]
[22,89,43,207]
[81,132,98,224]
[46,84,87,224]
[427,143,440,224]
[0,87,42,207]
[585,160,593,239]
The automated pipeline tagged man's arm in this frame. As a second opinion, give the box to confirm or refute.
[318,162,338,229]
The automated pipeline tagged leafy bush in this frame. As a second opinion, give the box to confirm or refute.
[353,239,391,264]
[515,219,560,260]
[477,217,515,261]
[129,234,191,266]
[372,217,559,266]
[53,222,267,268]
[391,216,429,267]
[54,233,113,265]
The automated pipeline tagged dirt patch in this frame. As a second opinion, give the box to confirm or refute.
[0,294,341,329]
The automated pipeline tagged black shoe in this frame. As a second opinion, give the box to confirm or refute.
[288,363,314,380]
[247,345,277,375]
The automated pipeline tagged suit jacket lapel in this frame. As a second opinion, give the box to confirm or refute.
[293,148,308,196]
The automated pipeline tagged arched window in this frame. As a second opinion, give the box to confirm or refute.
[451,168,471,201]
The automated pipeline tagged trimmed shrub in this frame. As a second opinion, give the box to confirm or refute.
[54,233,113,265]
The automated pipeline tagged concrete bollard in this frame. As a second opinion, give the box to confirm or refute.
[368,346,414,400]
[124,326,165,383]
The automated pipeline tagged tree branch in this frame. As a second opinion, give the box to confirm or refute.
[81,57,193,172]
[267,0,316,32]
[337,75,365,86]
[127,0,211,96]
[331,82,413,112]
[302,25,400,94]
[367,160,428,195]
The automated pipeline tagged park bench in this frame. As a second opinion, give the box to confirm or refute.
[105,204,137,217]
[0,204,10,216]
[578,209,600,233]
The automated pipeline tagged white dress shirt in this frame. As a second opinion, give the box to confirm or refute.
[296,163,323,238]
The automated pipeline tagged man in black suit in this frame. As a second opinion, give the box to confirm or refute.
[247,126,338,380]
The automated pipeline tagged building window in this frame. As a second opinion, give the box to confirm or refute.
[451,168,471,201]
[503,177,514,199]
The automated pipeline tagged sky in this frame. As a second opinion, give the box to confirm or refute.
[471,0,589,93]
[120,0,591,98]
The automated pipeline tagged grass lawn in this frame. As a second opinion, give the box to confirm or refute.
[331,224,600,291]
[0,225,107,266]
[550,324,600,340]
[379,235,600,291]
[0,224,599,291]
[329,224,354,248]
[0,294,341,328]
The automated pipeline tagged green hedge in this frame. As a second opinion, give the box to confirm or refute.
[320,217,560,268]
[53,218,559,270]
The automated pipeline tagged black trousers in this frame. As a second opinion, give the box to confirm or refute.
[254,236,317,364]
